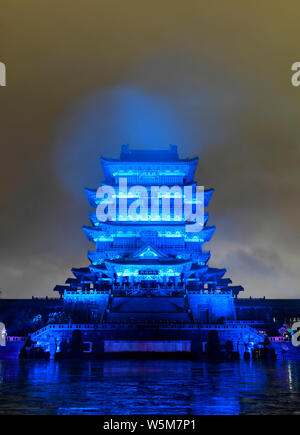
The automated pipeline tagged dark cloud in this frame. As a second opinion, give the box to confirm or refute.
[226,247,283,278]
[0,1,299,298]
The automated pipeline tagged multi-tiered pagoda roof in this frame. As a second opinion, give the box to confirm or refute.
[54,145,243,307]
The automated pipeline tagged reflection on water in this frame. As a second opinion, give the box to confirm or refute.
[0,359,300,415]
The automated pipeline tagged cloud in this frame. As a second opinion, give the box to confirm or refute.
[1,3,300,298]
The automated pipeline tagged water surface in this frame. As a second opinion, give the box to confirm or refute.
[0,359,299,415]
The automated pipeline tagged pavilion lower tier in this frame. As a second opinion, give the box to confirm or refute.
[64,293,236,323]
[30,322,265,359]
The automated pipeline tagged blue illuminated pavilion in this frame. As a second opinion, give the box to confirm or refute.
[54,145,243,323]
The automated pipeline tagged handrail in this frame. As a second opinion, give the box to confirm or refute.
[224,320,264,325]
[30,322,264,338]
[269,336,289,342]
[6,336,26,341]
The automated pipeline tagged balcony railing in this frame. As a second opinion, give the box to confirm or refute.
[30,321,263,338]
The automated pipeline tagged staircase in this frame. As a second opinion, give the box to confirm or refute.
[271,341,300,361]
[105,296,192,322]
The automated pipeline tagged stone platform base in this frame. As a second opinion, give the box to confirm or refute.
[29,322,265,360]
[103,340,191,353]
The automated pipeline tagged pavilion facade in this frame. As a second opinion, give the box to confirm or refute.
[54,145,243,324]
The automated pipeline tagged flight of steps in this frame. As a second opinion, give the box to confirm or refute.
[105,296,192,322]
[272,342,300,361]
[0,340,25,359]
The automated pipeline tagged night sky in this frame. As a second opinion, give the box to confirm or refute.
[0,1,299,298]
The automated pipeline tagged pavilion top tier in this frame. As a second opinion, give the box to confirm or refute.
[100,145,198,185]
